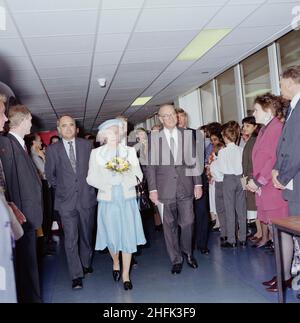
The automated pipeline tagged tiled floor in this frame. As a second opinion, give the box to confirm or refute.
[41,217,300,303]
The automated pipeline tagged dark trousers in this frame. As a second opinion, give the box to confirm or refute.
[223,175,247,244]
[194,192,209,250]
[60,206,95,280]
[194,174,209,249]
[162,181,195,264]
[15,227,41,303]
[215,181,226,238]
[42,180,53,242]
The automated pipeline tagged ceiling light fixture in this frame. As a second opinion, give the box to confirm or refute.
[177,28,232,61]
[131,96,152,106]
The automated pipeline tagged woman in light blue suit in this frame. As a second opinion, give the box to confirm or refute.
[87,119,146,290]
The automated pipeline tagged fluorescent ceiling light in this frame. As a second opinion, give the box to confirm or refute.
[245,88,271,98]
[131,96,152,106]
[0,6,6,31]
[177,28,231,61]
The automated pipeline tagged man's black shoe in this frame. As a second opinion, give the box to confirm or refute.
[83,266,93,275]
[222,242,237,248]
[72,278,83,289]
[171,263,183,274]
[186,255,198,268]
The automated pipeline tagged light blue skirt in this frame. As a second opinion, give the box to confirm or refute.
[95,185,146,253]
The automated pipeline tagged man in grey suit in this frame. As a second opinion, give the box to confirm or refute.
[272,66,300,297]
[0,104,43,303]
[147,104,203,274]
[45,115,97,289]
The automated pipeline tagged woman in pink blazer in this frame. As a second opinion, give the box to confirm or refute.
[247,93,288,248]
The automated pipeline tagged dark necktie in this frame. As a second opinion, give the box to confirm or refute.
[285,104,292,121]
[68,141,76,173]
[0,158,6,192]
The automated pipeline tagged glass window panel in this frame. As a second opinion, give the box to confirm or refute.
[200,81,217,124]
[278,29,300,73]
[216,68,238,123]
[241,48,271,116]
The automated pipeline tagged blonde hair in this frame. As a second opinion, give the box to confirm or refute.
[8,105,31,129]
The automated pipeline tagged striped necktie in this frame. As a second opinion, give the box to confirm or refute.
[68,141,76,173]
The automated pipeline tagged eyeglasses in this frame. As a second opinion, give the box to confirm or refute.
[159,113,176,119]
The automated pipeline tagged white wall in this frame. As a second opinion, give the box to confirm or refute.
[178,89,203,129]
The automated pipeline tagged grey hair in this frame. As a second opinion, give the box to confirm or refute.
[0,93,7,104]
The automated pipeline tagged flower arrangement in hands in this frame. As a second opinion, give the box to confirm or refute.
[105,157,130,173]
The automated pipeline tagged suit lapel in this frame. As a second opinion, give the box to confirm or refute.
[7,134,41,185]
[75,138,80,174]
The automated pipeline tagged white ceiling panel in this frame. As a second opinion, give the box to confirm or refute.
[18,94,51,105]
[127,30,198,50]
[24,35,95,55]
[5,56,34,70]
[105,88,143,100]
[32,53,92,68]
[240,2,299,27]
[96,33,130,52]
[43,76,89,87]
[136,6,221,32]
[118,61,168,73]
[228,0,265,4]
[98,9,140,33]
[220,25,287,45]
[13,11,98,37]
[144,0,228,8]
[51,97,86,106]
[12,80,45,94]
[122,48,179,64]
[0,38,27,56]
[38,66,90,79]
[102,0,144,10]
[8,0,100,12]
[46,84,87,93]
[205,4,261,28]
[93,51,123,65]
[10,69,39,81]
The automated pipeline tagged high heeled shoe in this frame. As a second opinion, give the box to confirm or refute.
[112,270,121,282]
[123,280,133,290]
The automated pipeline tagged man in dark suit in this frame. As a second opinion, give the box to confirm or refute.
[272,65,300,296]
[45,115,97,289]
[0,104,43,303]
[176,108,209,254]
[147,104,203,274]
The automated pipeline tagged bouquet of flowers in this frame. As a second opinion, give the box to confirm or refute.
[105,157,130,173]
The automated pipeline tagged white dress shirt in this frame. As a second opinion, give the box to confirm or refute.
[62,137,76,159]
[163,127,178,161]
[9,131,26,150]
[287,91,300,121]
[210,153,224,182]
[212,142,243,176]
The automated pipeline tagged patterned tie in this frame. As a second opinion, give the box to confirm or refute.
[0,158,6,192]
[170,133,176,163]
[68,141,76,173]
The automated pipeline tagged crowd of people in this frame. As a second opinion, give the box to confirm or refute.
[1,65,300,303]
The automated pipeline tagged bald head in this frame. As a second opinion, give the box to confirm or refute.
[158,104,177,130]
